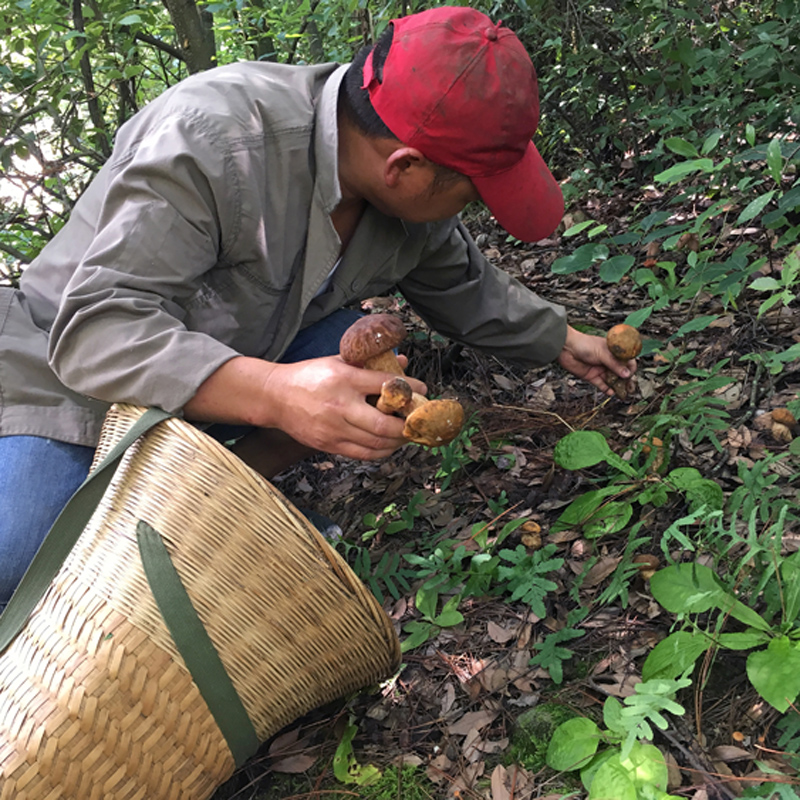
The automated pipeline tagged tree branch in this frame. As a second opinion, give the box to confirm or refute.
[133,30,185,63]
[71,0,111,157]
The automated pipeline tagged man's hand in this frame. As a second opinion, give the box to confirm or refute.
[184,354,428,460]
[557,325,637,396]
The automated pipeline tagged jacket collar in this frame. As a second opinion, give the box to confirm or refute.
[313,64,347,215]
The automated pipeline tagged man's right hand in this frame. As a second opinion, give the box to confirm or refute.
[184,354,428,461]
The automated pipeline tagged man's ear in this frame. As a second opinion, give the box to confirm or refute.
[384,146,427,187]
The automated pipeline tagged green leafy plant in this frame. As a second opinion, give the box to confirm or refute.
[644,560,800,713]
[355,764,436,800]
[741,784,800,800]
[400,592,465,653]
[545,677,690,800]
[350,547,414,605]
[742,341,800,377]
[495,543,563,618]
[398,513,565,654]
[641,361,737,452]
[529,606,588,685]
[333,716,382,787]
[749,244,800,318]
[549,120,800,340]
[429,418,478,491]
[361,490,425,541]
[552,430,723,539]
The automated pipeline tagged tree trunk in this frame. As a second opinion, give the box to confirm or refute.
[245,0,277,62]
[162,0,216,74]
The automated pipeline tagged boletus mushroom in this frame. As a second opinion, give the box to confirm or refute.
[605,323,642,401]
[340,314,465,447]
[402,398,464,448]
[339,313,408,375]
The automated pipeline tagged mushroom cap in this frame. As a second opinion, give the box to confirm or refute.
[772,407,798,429]
[606,324,643,361]
[339,314,408,366]
[403,399,465,447]
[377,376,413,415]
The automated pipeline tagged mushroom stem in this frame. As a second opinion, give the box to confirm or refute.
[365,350,405,376]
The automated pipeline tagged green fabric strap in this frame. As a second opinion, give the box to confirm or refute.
[136,520,259,767]
[0,407,173,654]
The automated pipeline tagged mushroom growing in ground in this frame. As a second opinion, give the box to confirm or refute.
[340,314,465,447]
[605,323,642,401]
[632,553,660,580]
[771,408,800,442]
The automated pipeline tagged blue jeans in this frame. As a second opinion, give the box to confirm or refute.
[0,308,363,608]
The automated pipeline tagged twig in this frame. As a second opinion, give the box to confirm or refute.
[488,405,577,433]
[509,764,518,800]
[659,717,739,800]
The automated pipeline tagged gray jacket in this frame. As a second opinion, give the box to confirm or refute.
[0,61,567,447]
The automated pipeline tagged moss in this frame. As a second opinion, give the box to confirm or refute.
[358,765,436,800]
[507,702,578,772]
[213,763,435,800]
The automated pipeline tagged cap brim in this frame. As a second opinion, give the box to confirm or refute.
[472,141,563,242]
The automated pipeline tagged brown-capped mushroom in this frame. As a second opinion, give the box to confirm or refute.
[376,376,414,415]
[402,399,465,448]
[605,323,642,401]
[772,408,799,437]
[339,313,408,375]
[607,324,643,361]
[340,314,465,447]
[772,421,794,444]
[520,520,543,550]
[632,553,660,580]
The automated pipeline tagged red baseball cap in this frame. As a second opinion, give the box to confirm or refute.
[361,6,564,242]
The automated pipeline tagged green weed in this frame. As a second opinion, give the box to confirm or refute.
[546,677,691,800]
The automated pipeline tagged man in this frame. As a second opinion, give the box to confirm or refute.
[0,6,635,606]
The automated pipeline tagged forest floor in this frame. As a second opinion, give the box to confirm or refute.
[212,188,800,800]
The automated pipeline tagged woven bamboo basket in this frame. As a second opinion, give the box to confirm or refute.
[0,404,401,800]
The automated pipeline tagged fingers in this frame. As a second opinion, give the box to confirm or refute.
[262,356,429,460]
[344,356,428,397]
[585,367,617,397]
[599,344,635,378]
[351,366,428,398]
[277,359,414,457]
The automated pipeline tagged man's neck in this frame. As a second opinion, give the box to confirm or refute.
[330,199,365,252]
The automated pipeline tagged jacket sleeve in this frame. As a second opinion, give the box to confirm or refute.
[47,111,241,414]
[397,221,568,367]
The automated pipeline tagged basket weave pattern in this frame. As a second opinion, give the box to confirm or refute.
[0,404,401,799]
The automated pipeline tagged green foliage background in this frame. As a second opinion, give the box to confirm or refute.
[2,0,800,279]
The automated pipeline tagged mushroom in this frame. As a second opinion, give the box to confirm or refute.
[339,313,407,375]
[771,408,799,441]
[605,323,642,401]
[632,553,660,580]
[607,324,643,361]
[340,314,465,447]
[376,376,416,415]
[402,398,465,448]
